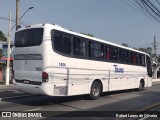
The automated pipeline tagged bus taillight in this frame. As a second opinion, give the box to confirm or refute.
[42,72,49,82]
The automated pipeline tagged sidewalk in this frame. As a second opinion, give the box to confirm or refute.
[152,79,160,82]
[0,84,15,90]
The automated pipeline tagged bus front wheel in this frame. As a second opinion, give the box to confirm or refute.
[90,81,101,100]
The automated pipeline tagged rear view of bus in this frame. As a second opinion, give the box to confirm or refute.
[13,24,50,95]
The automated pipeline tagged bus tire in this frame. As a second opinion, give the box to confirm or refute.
[90,81,101,100]
[138,80,144,91]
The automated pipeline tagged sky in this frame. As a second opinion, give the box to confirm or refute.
[1,0,160,54]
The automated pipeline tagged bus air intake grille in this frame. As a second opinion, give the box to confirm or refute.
[54,86,67,95]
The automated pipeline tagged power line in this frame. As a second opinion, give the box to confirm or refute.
[122,0,160,24]
[0,16,26,26]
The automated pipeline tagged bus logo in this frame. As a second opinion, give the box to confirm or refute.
[35,67,42,71]
[113,65,124,73]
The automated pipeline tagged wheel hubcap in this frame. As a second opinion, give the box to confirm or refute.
[92,85,100,96]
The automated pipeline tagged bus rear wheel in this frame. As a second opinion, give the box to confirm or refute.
[138,80,144,91]
[90,81,101,100]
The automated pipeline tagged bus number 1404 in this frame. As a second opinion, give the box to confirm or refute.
[59,63,66,67]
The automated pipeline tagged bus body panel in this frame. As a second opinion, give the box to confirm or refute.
[13,23,152,97]
[13,48,43,83]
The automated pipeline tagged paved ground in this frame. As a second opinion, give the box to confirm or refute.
[0,81,160,119]
[0,84,34,101]
[0,79,159,102]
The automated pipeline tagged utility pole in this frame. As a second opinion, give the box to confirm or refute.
[153,35,158,63]
[153,35,158,79]
[16,0,20,30]
[6,10,11,85]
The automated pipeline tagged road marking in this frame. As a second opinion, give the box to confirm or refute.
[139,117,147,120]
[26,108,41,111]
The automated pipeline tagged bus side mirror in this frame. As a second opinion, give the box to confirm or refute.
[152,62,157,67]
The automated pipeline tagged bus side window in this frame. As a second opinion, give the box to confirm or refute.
[73,37,87,57]
[136,54,139,65]
[62,35,72,54]
[106,46,110,61]
[89,41,104,59]
[146,56,152,77]
[89,41,94,57]
[126,51,130,63]
[139,54,145,66]
[110,46,118,62]
[142,55,145,66]
[53,31,71,55]
[130,52,136,64]
[119,49,126,63]
[73,37,80,56]
[100,44,104,59]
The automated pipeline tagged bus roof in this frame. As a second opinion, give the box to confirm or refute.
[17,23,150,56]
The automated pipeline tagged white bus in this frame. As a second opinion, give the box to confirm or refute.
[13,23,152,99]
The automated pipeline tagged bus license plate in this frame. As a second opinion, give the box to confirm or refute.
[23,80,30,84]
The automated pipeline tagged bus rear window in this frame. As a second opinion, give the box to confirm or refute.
[15,28,43,47]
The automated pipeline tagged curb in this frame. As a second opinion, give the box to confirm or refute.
[152,80,160,82]
[0,94,39,102]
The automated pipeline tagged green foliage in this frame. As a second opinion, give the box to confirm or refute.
[138,47,152,56]
[122,43,129,47]
[81,33,94,37]
[0,49,2,58]
[0,30,7,41]
[122,43,152,57]
[0,63,5,70]
[0,30,6,69]
[0,49,4,70]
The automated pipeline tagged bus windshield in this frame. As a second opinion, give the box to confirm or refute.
[15,28,43,47]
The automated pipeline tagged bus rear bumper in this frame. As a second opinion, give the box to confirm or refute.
[14,82,43,95]
[13,80,68,96]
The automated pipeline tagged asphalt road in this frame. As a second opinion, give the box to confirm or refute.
[0,82,160,120]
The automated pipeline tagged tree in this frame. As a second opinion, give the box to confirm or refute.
[122,43,129,47]
[138,47,152,56]
[0,30,7,41]
[81,33,94,37]
[121,43,153,57]
[0,49,2,58]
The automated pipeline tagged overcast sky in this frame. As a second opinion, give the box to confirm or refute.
[1,0,160,53]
